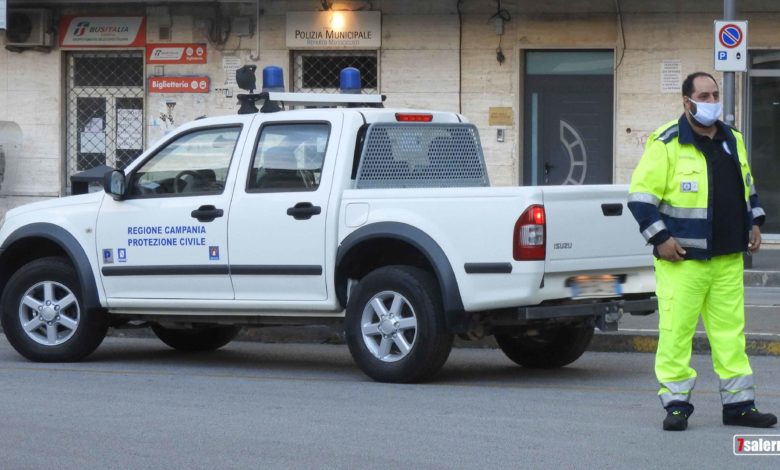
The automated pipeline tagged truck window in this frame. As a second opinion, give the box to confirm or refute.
[247,123,330,192]
[127,126,240,197]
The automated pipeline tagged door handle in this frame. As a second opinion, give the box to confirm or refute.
[191,205,224,222]
[601,203,623,216]
[287,202,321,220]
[543,162,555,184]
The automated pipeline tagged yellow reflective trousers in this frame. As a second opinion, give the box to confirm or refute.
[655,253,755,407]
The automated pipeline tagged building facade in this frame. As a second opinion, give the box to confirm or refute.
[1,0,779,237]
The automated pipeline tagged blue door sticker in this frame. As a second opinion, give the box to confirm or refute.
[102,249,114,264]
[209,246,220,260]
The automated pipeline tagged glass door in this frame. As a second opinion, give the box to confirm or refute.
[747,52,780,236]
[522,50,614,186]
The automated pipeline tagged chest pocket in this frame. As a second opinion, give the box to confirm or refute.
[671,158,706,206]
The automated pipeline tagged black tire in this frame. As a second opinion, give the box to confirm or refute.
[494,325,594,369]
[1,256,108,362]
[150,323,241,352]
[345,265,453,383]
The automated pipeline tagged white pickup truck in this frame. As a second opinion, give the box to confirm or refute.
[0,87,656,383]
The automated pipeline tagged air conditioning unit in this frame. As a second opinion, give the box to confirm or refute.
[4,9,53,48]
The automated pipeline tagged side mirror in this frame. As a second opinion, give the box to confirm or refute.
[104,170,126,200]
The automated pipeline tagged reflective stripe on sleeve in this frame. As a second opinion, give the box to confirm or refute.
[750,184,757,196]
[628,192,661,206]
[753,207,766,218]
[675,237,708,249]
[642,220,667,242]
[658,204,707,220]
[658,125,679,143]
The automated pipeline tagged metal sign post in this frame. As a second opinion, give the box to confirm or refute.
[718,0,739,126]
[718,0,754,268]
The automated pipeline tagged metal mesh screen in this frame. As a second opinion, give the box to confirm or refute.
[292,51,378,93]
[65,51,144,191]
[356,124,490,189]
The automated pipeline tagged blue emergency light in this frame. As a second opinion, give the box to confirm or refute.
[237,64,382,115]
[262,66,285,92]
[340,67,361,94]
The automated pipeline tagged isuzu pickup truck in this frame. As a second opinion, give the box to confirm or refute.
[0,75,656,383]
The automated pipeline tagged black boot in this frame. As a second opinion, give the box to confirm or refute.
[723,401,778,428]
[663,401,694,431]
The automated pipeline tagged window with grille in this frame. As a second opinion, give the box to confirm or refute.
[292,51,378,93]
[65,51,144,193]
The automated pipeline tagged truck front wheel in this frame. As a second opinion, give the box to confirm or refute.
[494,325,594,369]
[1,257,108,362]
[345,266,453,383]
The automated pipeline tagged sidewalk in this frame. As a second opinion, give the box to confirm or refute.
[744,245,780,287]
[592,246,780,356]
[591,287,780,356]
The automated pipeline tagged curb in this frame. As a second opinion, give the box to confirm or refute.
[591,332,780,357]
[744,270,780,287]
[4,325,780,357]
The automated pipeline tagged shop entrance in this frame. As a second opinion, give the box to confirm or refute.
[65,51,144,192]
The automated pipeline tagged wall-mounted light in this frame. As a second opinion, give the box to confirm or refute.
[330,11,345,31]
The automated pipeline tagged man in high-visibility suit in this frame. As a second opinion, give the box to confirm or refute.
[628,71,777,431]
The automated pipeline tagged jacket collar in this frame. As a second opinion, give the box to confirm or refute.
[677,114,739,157]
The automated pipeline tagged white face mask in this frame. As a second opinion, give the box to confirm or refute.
[687,98,722,127]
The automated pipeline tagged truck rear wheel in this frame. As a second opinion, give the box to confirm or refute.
[150,324,241,352]
[345,266,453,383]
[494,325,594,369]
[1,256,108,362]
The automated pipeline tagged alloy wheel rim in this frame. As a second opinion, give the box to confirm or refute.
[360,290,418,362]
[18,281,80,346]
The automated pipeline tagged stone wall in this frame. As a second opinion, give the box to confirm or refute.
[0,0,775,212]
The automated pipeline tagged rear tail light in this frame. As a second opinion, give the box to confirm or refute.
[513,205,546,261]
[395,113,433,122]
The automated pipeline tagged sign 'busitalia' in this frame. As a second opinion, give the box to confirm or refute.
[59,16,146,47]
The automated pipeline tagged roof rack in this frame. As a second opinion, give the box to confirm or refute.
[237,91,385,114]
[235,64,385,114]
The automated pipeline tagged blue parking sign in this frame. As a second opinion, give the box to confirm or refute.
[718,51,727,60]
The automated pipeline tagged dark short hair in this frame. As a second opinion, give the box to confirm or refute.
[682,72,717,97]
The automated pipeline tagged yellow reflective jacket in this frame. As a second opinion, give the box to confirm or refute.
[628,115,764,260]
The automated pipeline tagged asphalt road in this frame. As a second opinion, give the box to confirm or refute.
[0,337,778,469]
